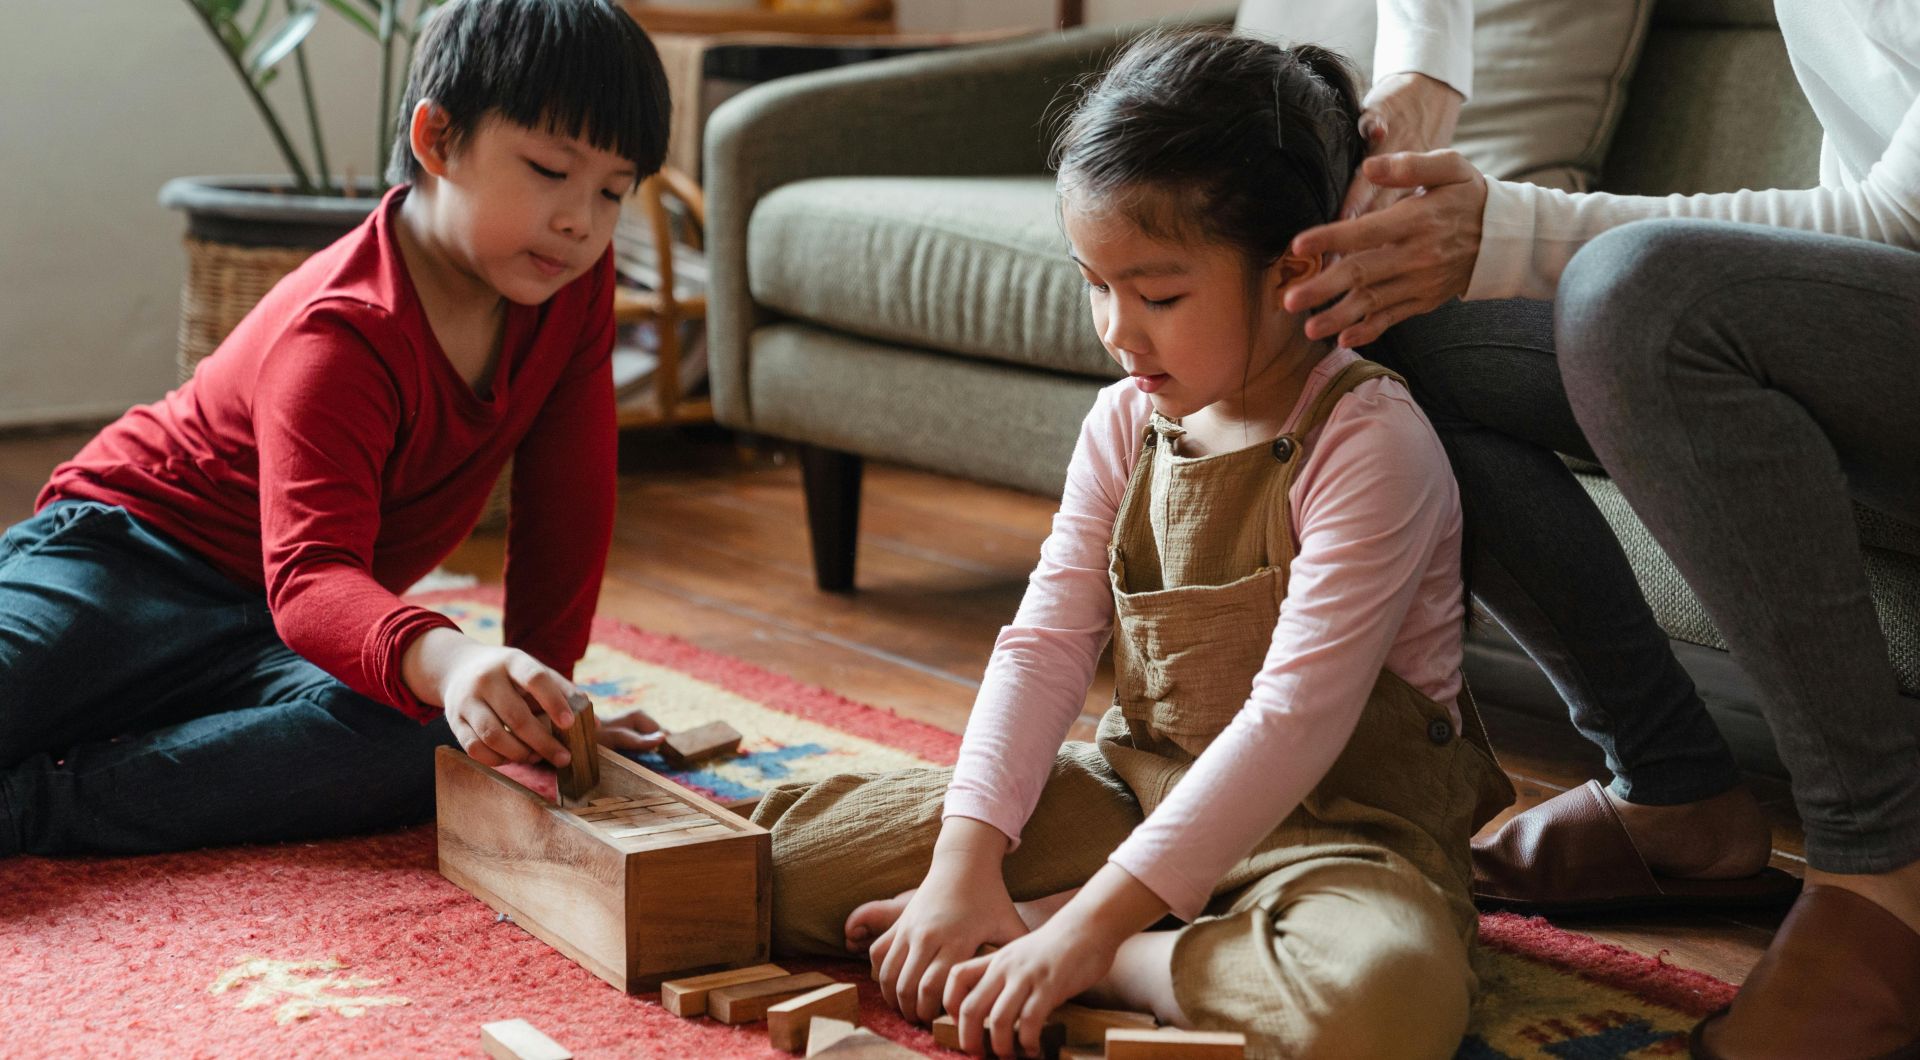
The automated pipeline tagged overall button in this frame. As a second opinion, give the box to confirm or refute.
[1427,719,1453,745]
[1271,437,1296,462]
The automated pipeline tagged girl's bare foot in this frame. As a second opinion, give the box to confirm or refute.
[845,888,917,953]
[1087,929,1187,1026]
[1604,784,1774,879]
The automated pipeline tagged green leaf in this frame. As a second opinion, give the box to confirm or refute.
[248,4,319,77]
[317,0,377,36]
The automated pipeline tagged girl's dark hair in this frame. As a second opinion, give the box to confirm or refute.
[386,0,670,185]
[1052,28,1367,267]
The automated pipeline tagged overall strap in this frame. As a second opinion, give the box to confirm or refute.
[1264,358,1408,566]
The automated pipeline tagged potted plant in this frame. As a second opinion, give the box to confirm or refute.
[159,0,444,379]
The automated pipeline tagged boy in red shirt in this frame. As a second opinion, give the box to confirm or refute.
[0,0,669,855]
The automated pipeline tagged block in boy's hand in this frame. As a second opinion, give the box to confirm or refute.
[659,720,742,769]
[556,693,599,802]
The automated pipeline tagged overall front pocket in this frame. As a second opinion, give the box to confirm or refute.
[1111,565,1284,757]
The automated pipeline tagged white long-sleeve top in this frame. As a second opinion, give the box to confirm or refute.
[941,350,1466,921]
[1463,1,1920,300]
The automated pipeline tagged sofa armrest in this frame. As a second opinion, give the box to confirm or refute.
[703,14,1231,429]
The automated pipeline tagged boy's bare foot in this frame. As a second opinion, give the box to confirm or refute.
[1603,784,1774,880]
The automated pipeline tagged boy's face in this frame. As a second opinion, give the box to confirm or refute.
[417,109,637,305]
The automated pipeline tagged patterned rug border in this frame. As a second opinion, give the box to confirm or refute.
[1478,914,1738,1018]
[410,587,964,766]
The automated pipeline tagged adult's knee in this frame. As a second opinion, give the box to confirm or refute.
[1556,220,1719,406]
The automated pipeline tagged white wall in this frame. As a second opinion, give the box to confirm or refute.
[0,3,387,428]
[0,1,1207,428]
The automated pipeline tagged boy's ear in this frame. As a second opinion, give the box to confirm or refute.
[408,101,455,179]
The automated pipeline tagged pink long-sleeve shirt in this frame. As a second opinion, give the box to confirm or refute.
[943,348,1466,921]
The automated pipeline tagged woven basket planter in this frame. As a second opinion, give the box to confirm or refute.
[160,177,510,529]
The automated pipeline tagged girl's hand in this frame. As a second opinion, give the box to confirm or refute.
[942,918,1119,1058]
[1286,150,1489,348]
[1340,72,1465,220]
[861,817,1028,1024]
[595,707,667,753]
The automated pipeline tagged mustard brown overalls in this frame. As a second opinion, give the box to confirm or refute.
[754,360,1515,1059]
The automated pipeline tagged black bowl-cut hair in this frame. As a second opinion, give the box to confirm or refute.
[386,0,670,186]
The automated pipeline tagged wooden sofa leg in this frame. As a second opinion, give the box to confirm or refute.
[798,445,863,593]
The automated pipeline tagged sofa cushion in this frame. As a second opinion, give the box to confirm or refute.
[1236,0,1655,193]
[1578,473,1920,696]
[748,175,1114,379]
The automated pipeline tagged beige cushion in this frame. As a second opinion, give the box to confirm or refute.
[1235,0,1657,192]
[748,175,1113,378]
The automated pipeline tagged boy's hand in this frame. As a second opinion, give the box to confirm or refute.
[596,707,668,753]
[404,628,581,768]
[943,919,1119,1059]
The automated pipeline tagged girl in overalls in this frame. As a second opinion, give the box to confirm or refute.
[752,29,1514,1059]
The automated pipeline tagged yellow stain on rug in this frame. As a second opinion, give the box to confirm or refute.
[209,957,410,1025]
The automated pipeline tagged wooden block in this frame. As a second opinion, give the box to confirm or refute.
[1105,1027,1247,1058]
[659,963,789,1017]
[1059,1049,1102,1060]
[805,1017,860,1056]
[480,1018,571,1060]
[806,1029,922,1058]
[1054,1003,1157,1045]
[660,720,743,769]
[932,1014,1063,1058]
[768,982,859,1052]
[556,698,600,802]
[435,745,771,992]
[708,970,837,1025]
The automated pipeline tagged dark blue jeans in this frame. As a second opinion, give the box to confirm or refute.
[0,501,456,856]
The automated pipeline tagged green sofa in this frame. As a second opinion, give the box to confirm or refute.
[703,0,1920,776]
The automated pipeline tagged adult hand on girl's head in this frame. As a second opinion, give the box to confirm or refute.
[594,707,666,753]
[943,920,1119,1059]
[1340,72,1465,220]
[1286,150,1488,348]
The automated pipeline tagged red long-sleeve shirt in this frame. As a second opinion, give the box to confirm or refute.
[41,186,616,721]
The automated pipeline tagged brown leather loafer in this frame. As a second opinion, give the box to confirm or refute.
[1472,780,1799,915]
[1692,885,1920,1059]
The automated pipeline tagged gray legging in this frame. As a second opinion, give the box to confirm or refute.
[1371,218,1920,875]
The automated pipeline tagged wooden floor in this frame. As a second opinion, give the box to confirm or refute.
[0,425,1796,987]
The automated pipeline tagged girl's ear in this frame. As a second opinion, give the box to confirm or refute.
[1268,252,1323,310]
[408,101,455,180]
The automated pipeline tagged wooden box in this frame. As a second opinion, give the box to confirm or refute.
[435,745,771,992]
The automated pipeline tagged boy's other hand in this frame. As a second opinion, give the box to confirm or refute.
[596,707,667,753]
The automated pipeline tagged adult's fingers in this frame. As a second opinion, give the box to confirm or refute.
[597,725,667,752]
[1335,298,1431,349]
[1299,270,1429,341]
[1289,207,1409,262]
[1360,148,1478,191]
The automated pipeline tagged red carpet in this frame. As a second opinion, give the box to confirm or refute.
[0,598,1741,1058]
